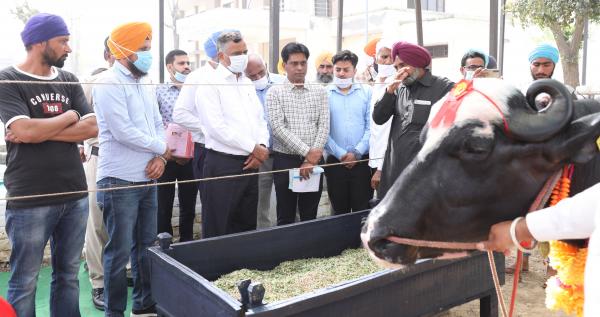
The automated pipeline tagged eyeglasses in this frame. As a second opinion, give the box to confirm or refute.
[464,65,484,71]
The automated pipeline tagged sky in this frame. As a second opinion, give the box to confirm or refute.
[0,0,165,80]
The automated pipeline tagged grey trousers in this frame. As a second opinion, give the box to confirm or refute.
[256,157,276,228]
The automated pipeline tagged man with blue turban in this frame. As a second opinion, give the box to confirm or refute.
[0,13,97,317]
[529,44,559,80]
[509,43,562,275]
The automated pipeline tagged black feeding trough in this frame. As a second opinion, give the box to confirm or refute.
[148,210,504,317]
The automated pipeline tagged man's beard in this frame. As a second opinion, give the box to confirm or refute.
[42,46,67,68]
[317,73,333,83]
[531,70,553,80]
[127,60,148,78]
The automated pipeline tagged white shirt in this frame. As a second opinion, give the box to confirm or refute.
[368,75,394,170]
[526,183,600,317]
[196,64,269,155]
[172,64,215,143]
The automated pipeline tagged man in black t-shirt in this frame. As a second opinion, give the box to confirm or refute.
[0,13,97,317]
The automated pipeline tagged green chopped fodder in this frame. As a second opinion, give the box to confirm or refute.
[213,248,384,303]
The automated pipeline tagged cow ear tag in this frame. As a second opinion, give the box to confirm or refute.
[596,136,600,151]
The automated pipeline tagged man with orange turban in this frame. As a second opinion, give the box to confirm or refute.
[372,41,454,199]
[93,21,171,317]
[363,37,380,58]
[314,51,334,84]
[106,22,153,76]
[358,37,381,82]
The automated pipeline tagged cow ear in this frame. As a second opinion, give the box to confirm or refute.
[548,112,600,163]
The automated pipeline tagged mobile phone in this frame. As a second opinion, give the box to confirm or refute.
[480,69,501,78]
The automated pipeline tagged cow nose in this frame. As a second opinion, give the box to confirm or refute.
[369,237,417,265]
[362,221,417,265]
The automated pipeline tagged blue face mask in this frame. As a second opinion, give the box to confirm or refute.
[174,71,187,83]
[133,50,153,73]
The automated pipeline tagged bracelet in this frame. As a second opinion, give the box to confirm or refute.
[510,217,537,254]
[156,155,167,165]
[69,109,81,121]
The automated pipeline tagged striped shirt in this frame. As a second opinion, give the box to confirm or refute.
[266,80,329,156]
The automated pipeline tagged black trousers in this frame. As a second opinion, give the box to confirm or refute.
[192,142,206,203]
[202,149,258,238]
[157,160,198,242]
[325,155,373,215]
[272,152,323,226]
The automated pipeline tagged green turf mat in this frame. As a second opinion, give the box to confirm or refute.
[1,262,132,316]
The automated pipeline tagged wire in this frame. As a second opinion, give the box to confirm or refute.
[0,157,383,201]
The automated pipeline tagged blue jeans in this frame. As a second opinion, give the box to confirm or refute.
[5,196,89,317]
[97,177,157,316]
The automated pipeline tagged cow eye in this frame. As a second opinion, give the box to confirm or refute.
[458,137,494,161]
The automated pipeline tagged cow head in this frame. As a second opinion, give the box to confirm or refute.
[362,78,600,267]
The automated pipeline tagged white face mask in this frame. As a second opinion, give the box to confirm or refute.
[377,64,396,78]
[227,54,248,74]
[253,74,269,90]
[464,70,475,80]
[333,76,353,89]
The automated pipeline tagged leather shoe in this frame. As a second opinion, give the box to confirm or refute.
[92,288,105,311]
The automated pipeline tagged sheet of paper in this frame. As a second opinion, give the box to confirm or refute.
[288,166,324,193]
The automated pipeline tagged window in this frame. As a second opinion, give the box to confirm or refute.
[314,0,332,17]
[425,44,448,58]
[407,0,445,12]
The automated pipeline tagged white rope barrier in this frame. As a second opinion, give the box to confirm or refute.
[0,157,383,201]
[0,77,389,201]
[0,79,395,86]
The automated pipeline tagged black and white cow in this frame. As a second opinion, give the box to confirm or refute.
[361,78,600,267]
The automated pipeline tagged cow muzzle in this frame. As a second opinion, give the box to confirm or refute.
[360,219,418,267]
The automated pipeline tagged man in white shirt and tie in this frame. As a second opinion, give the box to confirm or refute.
[195,30,270,238]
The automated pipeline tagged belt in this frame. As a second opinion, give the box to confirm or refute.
[272,151,303,160]
[129,180,155,185]
[91,146,99,156]
[206,149,248,160]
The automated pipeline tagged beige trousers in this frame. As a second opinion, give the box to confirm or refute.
[83,154,108,289]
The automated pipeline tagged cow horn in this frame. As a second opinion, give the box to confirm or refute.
[507,79,573,142]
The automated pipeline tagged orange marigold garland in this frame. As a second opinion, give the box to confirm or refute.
[545,165,588,317]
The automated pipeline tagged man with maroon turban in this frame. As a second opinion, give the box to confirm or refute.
[372,41,454,199]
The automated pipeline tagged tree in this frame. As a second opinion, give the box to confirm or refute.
[10,1,39,24]
[506,0,600,87]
